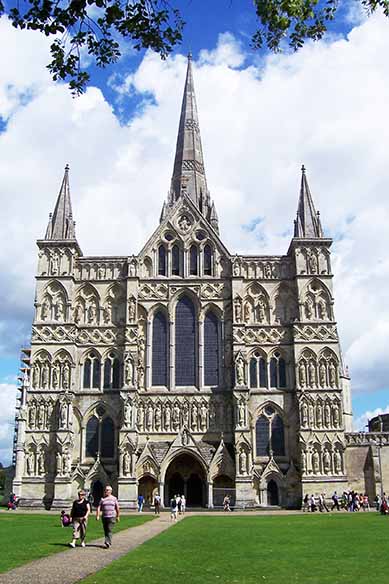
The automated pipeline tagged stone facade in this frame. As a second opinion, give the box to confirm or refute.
[13,55,363,509]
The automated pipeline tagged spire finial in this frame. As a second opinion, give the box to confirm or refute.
[65,163,70,171]
[44,165,76,240]
[187,51,192,61]
[301,164,306,174]
[294,166,323,238]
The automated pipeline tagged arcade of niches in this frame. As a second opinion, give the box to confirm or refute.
[13,55,383,510]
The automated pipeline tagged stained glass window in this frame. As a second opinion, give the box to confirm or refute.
[92,357,100,388]
[101,417,115,458]
[204,245,212,275]
[175,296,196,386]
[271,415,285,456]
[190,245,198,276]
[172,245,181,276]
[112,358,121,388]
[152,311,168,386]
[259,358,267,387]
[204,311,219,386]
[158,245,166,276]
[270,358,277,387]
[86,416,99,457]
[250,358,258,388]
[83,359,91,388]
[103,359,111,389]
[256,416,269,456]
[279,358,286,388]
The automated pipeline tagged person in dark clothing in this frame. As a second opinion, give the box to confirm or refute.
[69,490,91,548]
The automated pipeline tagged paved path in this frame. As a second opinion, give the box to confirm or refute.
[1,514,178,584]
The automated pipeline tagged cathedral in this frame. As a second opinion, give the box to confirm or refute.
[13,54,362,510]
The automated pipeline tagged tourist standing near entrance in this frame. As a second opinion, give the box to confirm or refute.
[96,485,120,548]
[137,493,144,512]
[69,490,91,548]
[170,495,178,521]
[181,494,186,514]
[154,493,161,515]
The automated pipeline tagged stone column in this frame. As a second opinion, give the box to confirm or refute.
[208,481,214,509]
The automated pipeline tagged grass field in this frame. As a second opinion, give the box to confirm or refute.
[0,513,153,573]
[81,513,387,584]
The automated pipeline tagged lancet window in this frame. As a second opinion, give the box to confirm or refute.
[204,311,219,386]
[103,352,122,389]
[190,245,198,276]
[175,296,197,386]
[152,311,168,386]
[85,414,115,458]
[255,406,285,457]
[83,352,101,389]
[158,245,167,276]
[269,352,286,388]
[203,245,212,276]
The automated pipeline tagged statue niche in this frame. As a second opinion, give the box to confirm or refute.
[302,280,331,321]
[39,282,67,322]
[73,284,100,325]
[243,283,269,325]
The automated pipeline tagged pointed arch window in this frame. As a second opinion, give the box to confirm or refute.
[103,353,122,389]
[190,245,198,276]
[175,296,196,386]
[204,311,219,386]
[250,353,268,388]
[83,353,101,389]
[270,352,287,388]
[255,415,270,456]
[85,415,115,459]
[152,311,168,386]
[204,245,212,276]
[158,245,167,276]
[172,244,182,276]
[271,415,285,456]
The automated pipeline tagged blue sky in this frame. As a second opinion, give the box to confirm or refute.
[0,3,389,464]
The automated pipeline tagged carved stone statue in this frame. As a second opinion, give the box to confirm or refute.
[123,450,131,475]
[32,364,39,389]
[138,337,145,365]
[54,298,65,321]
[102,306,110,324]
[317,298,327,320]
[87,303,97,324]
[238,401,245,427]
[164,403,171,431]
[332,405,340,428]
[56,452,63,476]
[235,357,245,386]
[74,304,83,324]
[265,263,272,278]
[125,357,134,386]
[308,403,314,426]
[38,451,45,475]
[312,449,320,474]
[316,403,323,428]
[129,261,137,277]
[298,362,306,388]
[154,406,162,430]
[323,449,331,475]
[42,364,49,389]
[329,362,337,388]
[243,302,251,323]
[239,449,248,475]
[51,253,59,275]
[63,450,72,475]
[308,252,318,274]
[29,405,36,429]
[41,298,50,321]
[308,361,317,387]
[128,297,136,322]
[200,403,207,431]
[59,401,67,429]
[124,400,132,427]
[62,363,70,390]
[319,362,327,387]
[324,403,331,427]
[137,403,144,431]
[137,365,145,389]
[182,403,189,428]
[301,450,307,473]
[52,366,59,389]
[146,404,153,430]
[26,452,34,476]
[257,300,266,323]
[233,261,240,276]
[37,403,45,428]
[234,299,242,323]
[305,297,314,320]
[301,402,308,427]
[191,403,198,431]
[334,449,342,474]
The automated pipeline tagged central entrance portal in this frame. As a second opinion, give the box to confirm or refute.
[164,453,207,507]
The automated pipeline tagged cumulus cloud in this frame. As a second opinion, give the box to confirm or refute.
[0,13,389,459]
[353,405,389,432]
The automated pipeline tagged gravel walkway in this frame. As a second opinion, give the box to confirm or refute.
[1,514,178,584]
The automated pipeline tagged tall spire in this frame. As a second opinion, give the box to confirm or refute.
[294,165,323,238]
[45,165,76,240]
[164,54,219,232]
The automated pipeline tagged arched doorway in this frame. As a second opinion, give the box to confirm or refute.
[267,479,279,506]
[91,480,104,507]
[138,476,158,506]
[164,452,207,507]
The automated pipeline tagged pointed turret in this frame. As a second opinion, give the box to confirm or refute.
[45,165,76,240]
[294,165,324,238]
[165,54,219,232]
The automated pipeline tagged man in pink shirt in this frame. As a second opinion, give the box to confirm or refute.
[96,485,120,548]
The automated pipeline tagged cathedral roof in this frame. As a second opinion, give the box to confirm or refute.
[164,54,219,232]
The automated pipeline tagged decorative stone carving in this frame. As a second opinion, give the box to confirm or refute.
[235,355,245,386]
[323,449,331,475]
[128,297,136,322]
[312,449,320,474]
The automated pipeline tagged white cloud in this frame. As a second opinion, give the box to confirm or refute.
[0,15,389,457]
[353,405,389,432]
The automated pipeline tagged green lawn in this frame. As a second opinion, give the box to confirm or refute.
[0,513,153,573]
[81,513,387,584]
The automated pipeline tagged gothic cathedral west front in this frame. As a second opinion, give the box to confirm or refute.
[12,55,356,509]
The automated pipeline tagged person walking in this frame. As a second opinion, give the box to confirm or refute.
[170,494,178,521]
[96,485,120,549]
[176,494,182,514]
[137,493,144,513]
[331,491,340,511]
[223,494,231,512]
[154,493,161,515]
[181,494,186,515]
[302,494,309,512]
[69,490,91,548]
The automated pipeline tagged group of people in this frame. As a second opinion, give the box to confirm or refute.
[62,485,120,549]
[7,493,19,510]
[170,494,186,520]
[374,493,389,514]
[303,491,371,512]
